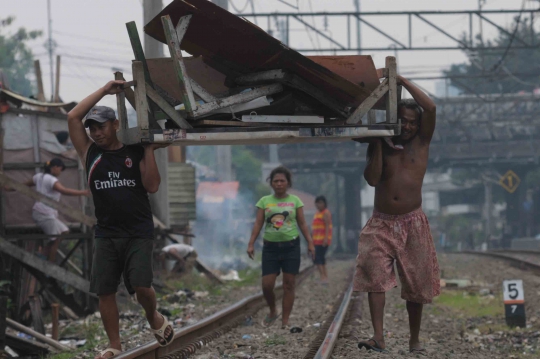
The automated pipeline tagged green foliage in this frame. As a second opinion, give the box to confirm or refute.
[188,145,262,196]
[0,17,42,96]
[264,334,287,346]
[232,145,262,194]
[445,18,540,95]
[434,291,502,318]
[525,167,540,191]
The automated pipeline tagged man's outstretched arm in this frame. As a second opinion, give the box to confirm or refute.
[67,80,125,163]
[398,76,436,142]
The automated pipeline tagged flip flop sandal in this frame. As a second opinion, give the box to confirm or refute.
[98,348,122,358]
[150,314,175,347]
[261,313,280,328]
[357,338,388,353]
[410,348,427,356]
[281,324,303,333]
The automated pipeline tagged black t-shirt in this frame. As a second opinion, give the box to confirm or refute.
[85,143,154,238]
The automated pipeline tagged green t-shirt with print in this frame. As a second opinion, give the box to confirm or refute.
[256,194,304,242]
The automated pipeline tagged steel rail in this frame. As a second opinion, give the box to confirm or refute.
[462,251,540,272]
[116,264,316,359]
[311,284,353,359]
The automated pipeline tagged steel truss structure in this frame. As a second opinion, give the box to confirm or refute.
[235,9,540,52]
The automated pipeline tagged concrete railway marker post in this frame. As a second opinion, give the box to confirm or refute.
[503,279,526,328]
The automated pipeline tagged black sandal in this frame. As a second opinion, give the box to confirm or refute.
[358,338,388,353]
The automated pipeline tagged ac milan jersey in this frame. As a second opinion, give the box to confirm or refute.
[86,143,154,238]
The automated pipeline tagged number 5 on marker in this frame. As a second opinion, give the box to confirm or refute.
[503,280,526,328]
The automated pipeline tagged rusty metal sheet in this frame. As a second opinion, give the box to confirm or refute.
[307,55,380,91]
[144,0,374,109]
[146,56,230,101]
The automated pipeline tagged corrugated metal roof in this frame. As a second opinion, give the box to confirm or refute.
[0,88,76,109]
[168,163,196,226]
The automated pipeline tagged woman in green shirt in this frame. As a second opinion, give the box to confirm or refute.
[247,166,315,329]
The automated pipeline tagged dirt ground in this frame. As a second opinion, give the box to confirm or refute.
[192,260,355,359]
[334,253,540,358]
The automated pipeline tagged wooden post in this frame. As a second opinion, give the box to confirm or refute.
[161,15,197,115]
[6,318,69,351]
[33,60,46,102]
[54,55,61,102]
[29,295,45,334]
[114,72,129,130]
[51,303,59,341]
[0,296,7,351]
[385,56,398,124]
[132,62,150,131]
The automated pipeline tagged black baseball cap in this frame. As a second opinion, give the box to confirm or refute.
[84,106,116,127]
[47,158,66,170]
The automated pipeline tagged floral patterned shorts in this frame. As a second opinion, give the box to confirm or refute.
[353,208,440,304]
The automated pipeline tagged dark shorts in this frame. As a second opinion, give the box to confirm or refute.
[262,237,301,276]
[313,245,328,265]
[90,237,154,296]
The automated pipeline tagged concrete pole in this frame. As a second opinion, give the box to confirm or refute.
[484,179,493,245]
[143,0,170,226]
[211,0,234,182]
[354,0,361,54]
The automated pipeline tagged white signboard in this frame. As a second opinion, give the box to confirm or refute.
[503,280,524,303]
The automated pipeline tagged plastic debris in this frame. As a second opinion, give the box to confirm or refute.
[242,334,252,340]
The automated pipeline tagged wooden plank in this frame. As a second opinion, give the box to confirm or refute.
[6,318,68,352]
[175,13,191,42]
[191,80,217,103]
[385,56,398,124]
[0,173,96,227]
[241,115,324,124]
[116,73,137,110]
[33,60,46,102]
[161,15,197,115]
[54,55,61,102]
[5,332,50,356]
[193,84,283,117]
[367,110,377,125]
[115,72,129,130]
[235,69,288,85]
[132,62,150,131]
[194,259,223,284]
[126,21,153,86]
[121,80,136,89]
[346,79,389,124]
[235,70,348,117]
[3,161,77,170]
[29,295,45,334]
[288,75,349,117]
[0,238,93,296]
[51,303,59,341]
[0,296,6,351]
[191,119,269,127]
[145,83,192,129]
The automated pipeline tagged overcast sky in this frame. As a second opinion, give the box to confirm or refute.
[1,0,534,108]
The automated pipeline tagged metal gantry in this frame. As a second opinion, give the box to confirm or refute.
[235,9,540,52]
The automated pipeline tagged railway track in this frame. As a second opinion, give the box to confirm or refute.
[462,250,540,272]
[117,265,316,359]
[118,251,540,359]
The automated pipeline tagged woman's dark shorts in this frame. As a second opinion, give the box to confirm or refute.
[90,237,154,296]
[314,245,328,265]
[262,237,301,276]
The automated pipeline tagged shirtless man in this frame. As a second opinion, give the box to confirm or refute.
[355,72,439,355]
